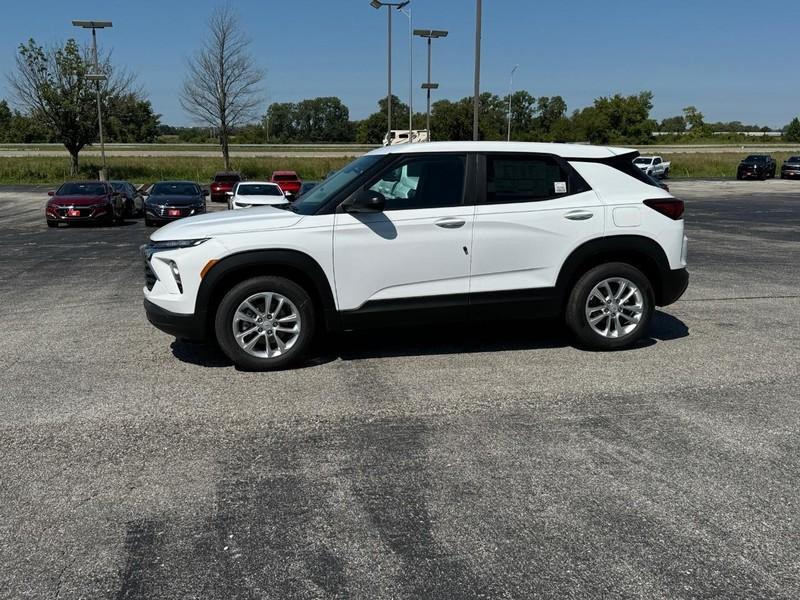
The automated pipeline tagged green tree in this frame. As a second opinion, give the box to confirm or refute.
[294,97,352,142]
[104,94,160,143]
[9,38,136,174]
[265,102,297,142]
[784,117,800,142]
[356,95,409,143]
[660,115,686,132]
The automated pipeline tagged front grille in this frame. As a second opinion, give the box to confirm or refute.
[144,259,157,291]
[57,206,92,217]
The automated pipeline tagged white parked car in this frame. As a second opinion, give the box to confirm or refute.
[634,156,671,179]
[143,142,688,370]
[226,181,289,210]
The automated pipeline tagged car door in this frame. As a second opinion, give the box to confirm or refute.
[333,152,474,316]
[469,153,604,309]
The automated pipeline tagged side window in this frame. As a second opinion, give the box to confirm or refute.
[654,157,661,165]
[368,154,465,211]
[486,154,571,204]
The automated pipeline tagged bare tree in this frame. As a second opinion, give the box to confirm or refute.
[181,5,263,170]
[8,38,135,174]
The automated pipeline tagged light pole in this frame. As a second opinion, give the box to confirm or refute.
[507,64,519,142]
[72,20,112,181]
[370,0,409,144]
[397,5,413,137]
[472,0,482,141]
[414,29,448,141]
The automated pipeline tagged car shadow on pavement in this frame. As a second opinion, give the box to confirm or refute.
[170,310,689,369]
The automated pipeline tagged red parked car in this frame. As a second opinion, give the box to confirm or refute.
[270,171,302,199]
[209,172,242,202]
[45,181,125,227]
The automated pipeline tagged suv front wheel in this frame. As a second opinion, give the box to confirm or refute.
[215,276,316,370]
[565,263,654,350]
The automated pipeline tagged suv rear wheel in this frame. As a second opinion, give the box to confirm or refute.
[214,276,315,370]
[565,262,654,350]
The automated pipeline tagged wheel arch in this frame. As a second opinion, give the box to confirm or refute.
[196,249,338,338]
[555,235,671,306]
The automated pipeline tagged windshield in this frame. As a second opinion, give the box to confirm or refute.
[237,184,283,196]
[744,155,767,163]
[57,182,107,196]
[110,182,128,193]
[151,182,199,196]
[290,155,382,215]
[633,158,652,165]
[787,157,800,163]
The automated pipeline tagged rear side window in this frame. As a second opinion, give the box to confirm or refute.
[485,155,572,204]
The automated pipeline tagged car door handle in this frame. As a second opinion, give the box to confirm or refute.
[564,210,594,221]
[435,218,466,229]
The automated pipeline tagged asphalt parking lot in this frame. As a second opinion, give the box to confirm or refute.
[0,180,798,599]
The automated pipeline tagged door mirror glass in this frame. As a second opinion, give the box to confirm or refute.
[342,189,385,213]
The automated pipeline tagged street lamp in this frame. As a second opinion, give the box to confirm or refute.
[507,64,519,142]
[472,0,482,141]
[397,5,413,137]
[72,20,112,181]
[413,29,448,141]
[370,1,410,144]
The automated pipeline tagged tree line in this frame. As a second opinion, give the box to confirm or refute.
[3,3,799,174]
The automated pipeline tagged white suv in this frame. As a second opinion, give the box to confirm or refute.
[143,142,688,370]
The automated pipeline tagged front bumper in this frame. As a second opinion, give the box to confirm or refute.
[781,169,800,178]
[144,298,206,341]
[659,268,689,307]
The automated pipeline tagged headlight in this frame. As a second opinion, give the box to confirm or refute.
[140,238,208,261]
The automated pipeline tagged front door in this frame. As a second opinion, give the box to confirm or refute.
[333,153,473,317]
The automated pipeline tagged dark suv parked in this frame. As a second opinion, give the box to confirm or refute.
[736,155,776,180]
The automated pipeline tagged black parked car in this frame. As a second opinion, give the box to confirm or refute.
[144,181,208,227]
[780,156,800,179]
[736,154,776,180]
[109,180,144,217]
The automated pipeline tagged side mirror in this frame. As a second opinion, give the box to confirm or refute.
[48,190,55,196]
[203,190,210,196]
[342,189,386,213]
[224,191,233,197]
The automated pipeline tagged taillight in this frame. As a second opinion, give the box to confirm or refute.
[644,198,684,220]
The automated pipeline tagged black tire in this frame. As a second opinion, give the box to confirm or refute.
[145,218,155,227]
[214,276,316,370]
[565,262,654,351]
[47,220,58,228]
[736,173,742,180]
[663,168,669,179]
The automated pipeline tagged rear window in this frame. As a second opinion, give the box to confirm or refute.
[237,184,283,196]
[744,155,767,163]
[273,174,299,181]
[485,155,572,204]
[214,174,241,183]
[57,182,107,196]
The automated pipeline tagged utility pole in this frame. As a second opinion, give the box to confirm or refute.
[507,64,519,142]
[472,0,482,141]
[370,1,410,144]
[414,29,447,142]
[72,20,112,180]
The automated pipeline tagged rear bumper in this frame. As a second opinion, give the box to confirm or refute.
[144,299,206,342]
[659,268,689,307]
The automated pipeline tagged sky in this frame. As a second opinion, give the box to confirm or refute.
[0,0,795,128]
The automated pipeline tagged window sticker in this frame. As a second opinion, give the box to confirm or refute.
[554,181,567,194]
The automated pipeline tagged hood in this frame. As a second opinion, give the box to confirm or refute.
[150,205,303,241]
[50,194,108,205]
[146,194,204,206]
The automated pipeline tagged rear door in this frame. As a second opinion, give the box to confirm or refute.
[469,153,604,304]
